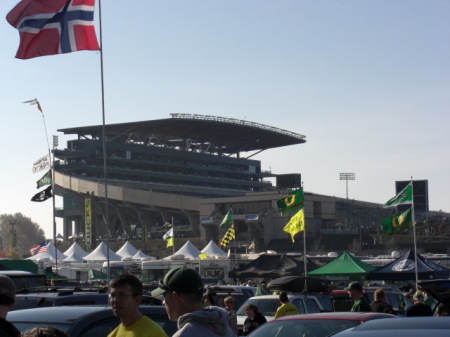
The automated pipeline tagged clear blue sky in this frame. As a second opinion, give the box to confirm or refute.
[1,0,449,239]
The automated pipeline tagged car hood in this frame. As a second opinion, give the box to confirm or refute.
[418,279,450,303]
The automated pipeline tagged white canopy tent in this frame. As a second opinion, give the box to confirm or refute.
[201,240,227,257]
[116,241,139,259]
[63,242,88,258]
[163,240,201,260]
[83,242,122,262]
[61,251,84,263]
[132,250,156,261]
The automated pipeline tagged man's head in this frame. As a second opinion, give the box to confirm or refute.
[21,326,68,337]
[0,275,16,316]
[151,266,204,321]
[279,291,289,303]
[109,274,143,323]
[374,288,386,301]
[345,282,364,300]
[413,291,425,303]
[224,296,235,309]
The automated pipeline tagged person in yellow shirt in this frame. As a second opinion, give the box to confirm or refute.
[107,274,168,337]
[274,292,298,318]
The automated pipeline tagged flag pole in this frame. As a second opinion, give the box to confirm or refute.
[172,217,175,254]
[302,184,307,294]
[410,178,418,289]
[97,0,110,282]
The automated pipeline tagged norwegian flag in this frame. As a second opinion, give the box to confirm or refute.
[6,0,100,59]
[29,242,46,255]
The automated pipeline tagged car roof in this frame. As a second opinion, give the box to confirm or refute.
[8,305,168,324]
[332,317,450,337]
[273,312,397,322]
[418,279,450,302]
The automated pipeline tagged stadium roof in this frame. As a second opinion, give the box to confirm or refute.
[58,113,306,154]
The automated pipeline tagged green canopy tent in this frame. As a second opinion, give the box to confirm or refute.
[307,251,376,282]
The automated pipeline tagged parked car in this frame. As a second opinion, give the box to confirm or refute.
[330,316,450,337]
[236,294,325,334]
[8,305,177,337]
[205,285,268,309]
[330,288,412,315]
[13,289,161,311]
[247,312,397,337]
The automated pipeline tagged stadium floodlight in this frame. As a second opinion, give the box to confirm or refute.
[340,172,355,199]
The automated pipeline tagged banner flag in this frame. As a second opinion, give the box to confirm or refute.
[7,0,100,59]
[32,154,51,174]
[384,183,413,207]
[276,188,304,215]
[163,228,174,247]
[283,208,305,242]
[23,98,43,112]
[29,242,45,255]
[382,208,413,236]
[36,169,52,188]
[220,224,235,247]
[31,185,52,202]
[219,209,233,229]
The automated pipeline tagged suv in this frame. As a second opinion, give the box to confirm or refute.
[330,288,412,315]
[13,289,161,311]
[236,294,325,334]
[205,285,267,309]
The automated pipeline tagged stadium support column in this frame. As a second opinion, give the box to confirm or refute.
[183,211,200,237]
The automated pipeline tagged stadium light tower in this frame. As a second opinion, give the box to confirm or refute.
[340,172,355,199]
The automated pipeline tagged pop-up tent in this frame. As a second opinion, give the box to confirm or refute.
[307,251,376,281]
[228,254,318,279]
[116,241,139,259]
[201,240,227,257]
[83,242,122,262]
[367,249,450,281]
[163,240,201,260]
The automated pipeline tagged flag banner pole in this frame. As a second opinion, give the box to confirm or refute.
[172,217,175,254]
[410,179,418,289]
[97,0,110,282]
[302,184,307,294]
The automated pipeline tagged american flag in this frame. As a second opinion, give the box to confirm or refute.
[29,242,46,255]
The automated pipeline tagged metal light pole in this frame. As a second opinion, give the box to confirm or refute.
[340,173,355,199]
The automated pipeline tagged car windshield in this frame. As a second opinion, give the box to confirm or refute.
[13,323,72,333]
[236,298,281,317]
[248,319,361,337]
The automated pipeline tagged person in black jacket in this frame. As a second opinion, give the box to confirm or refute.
[405,292,433,317]
[242,304,267,335]
[0,275,20,337]
[370,288,396,314]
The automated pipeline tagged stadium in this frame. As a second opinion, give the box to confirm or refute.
[53,114,447,254]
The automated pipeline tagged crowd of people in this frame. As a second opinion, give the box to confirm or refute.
[1,269,449,337]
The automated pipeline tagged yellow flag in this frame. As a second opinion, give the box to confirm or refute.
[199,252,208,259]
[283,208,305,242]
[166,237,174,247]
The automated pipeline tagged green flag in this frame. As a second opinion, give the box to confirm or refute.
[219,210,233,229]
[276,188,304,215]
[384,183,413,207]
[36,169,52,189]
[283,208,305,242]
[382,208,413,236]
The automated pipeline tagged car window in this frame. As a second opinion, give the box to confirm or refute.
[291,298,306,314]
[305,298,320,313]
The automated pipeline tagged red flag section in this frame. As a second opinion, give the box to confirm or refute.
[6,0,100,59]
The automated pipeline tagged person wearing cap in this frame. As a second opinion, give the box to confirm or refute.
[345,282,371,312]
[107,274,168,337]
[152,266,235,337]
[274,292,298,318]
[405,291,433,317]
[0,275,20,337]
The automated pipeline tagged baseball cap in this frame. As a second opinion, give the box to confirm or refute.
[151,266,204,297]
[0,275,16,299]
[344,282,363,292]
